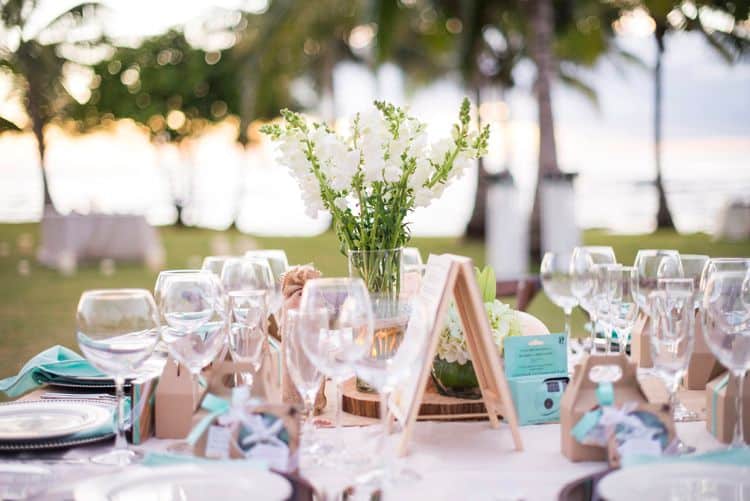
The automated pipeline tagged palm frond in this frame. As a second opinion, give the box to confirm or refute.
[558,64,600,110]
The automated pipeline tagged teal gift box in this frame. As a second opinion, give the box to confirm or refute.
[503,333,569,425]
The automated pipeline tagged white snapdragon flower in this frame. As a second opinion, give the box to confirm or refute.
[414,187,435,208]
[448,151,474,181]
[409,157,432,191]
[429,138,453,166]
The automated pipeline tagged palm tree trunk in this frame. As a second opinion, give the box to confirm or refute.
[529,0,561,260]
[466,83,489,239]
[653,28,675,230]
[25,69,54,211]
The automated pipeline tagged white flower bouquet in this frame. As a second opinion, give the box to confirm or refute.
[260,99,489,295]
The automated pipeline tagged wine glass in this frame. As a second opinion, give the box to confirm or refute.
[76,289,160,465]
[160,272,226,454]
[154,269,202,311]
[298,278,374,465]
[354,296,429,489]
[633,250,683,316]
[571,246,616,352]
[283,307,329,458]
[656,278,699,421]
[201,255,235,277]
[541,251,580,360]
[221,257,276,309]
[608,266,639,355]
[649,283,696,454]
[592,263,614,353]
[245,250,288,315]
[702,261,750,449]
[228,290,268,391]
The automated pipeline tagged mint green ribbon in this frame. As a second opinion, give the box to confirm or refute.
[571,382,615,443]
[186,393,231,445]
[711,374,730,436]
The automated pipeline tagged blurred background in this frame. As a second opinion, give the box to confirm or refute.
[0,0,749,373]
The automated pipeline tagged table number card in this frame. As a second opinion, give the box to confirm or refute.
[389,253,523,456]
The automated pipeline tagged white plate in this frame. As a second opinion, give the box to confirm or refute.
[74,465,292,501]
[598,462,750,501]
[0,401,111,441]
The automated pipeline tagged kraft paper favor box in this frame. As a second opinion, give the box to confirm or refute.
[155,357,206,439]
[127,372,159,444]
[630,313,653,368]
[504,333,569,425]
[560,354,648,462]
[606,402,676,468]
[684,311,724,390]
[706,372,750,444]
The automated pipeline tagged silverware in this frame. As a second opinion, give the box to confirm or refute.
[39,393,116,402]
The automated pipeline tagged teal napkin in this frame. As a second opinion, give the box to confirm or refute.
[621,446,750,468]
[0,346,106,398]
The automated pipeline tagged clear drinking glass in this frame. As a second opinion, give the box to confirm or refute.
[402,247,423,268]
[649,285,696,454]
[160,272,226,454]
[702,261,750,449]
[221,257,277,311]
[656,278,699,422]
[592,263,614,353]
[201,255,235,277]
[154,269,202,311]
[76,289,160,465]
[633,250,683,316]
[541,251,580,359]
[228,290,268,390]
[354,296,429,490]
[571,246,616,352]
[608,266,639,355]
[245,250,288,315]
[298,277,374,465]
[284,308,329,458]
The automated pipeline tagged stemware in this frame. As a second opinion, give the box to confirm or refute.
[221,257,277,310]
[633,250,683,316]
[702,260,750,448]
[283,308,329,458]
[159,272,226,454]
[592,263,614,353]
[76,289,160,465]
[354,296,429,489]
[245,250,288,314]
[201,256,235,278]
[541,251,580,358]
[571,246,616,352]
[607,266,639,355]
[228,290,268,390]
[655,278,699,422]
[298,278,374,465]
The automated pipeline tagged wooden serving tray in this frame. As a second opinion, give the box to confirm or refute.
[341,377,500,421]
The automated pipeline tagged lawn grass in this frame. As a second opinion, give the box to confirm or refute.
[1,222,748,399]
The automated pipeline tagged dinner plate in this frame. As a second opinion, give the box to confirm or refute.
[0,400,111,441]
[74,465,292,501]
[597,463,750,501]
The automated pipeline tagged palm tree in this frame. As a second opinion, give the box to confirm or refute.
[0,0,102,212]
[631,1,750,229]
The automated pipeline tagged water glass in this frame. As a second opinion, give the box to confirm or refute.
[201,255,235,277]
[76,289,160,465]
[245,250,289,314]
[283,308,328,457]
[540,251,579,356]
[571,246,616,351]
[228,290,268,390]
[608,266,639,355]
[298,277,374,464]
[702,261,750,448]
[633,250,683,316]
[654,278,698,422]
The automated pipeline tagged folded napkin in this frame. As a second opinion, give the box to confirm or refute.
[0,346,106,398]
[621,446,750,468]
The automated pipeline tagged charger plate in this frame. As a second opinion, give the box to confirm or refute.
[597,463,750,501]
[74,465,292,501]
[0,400,111,441]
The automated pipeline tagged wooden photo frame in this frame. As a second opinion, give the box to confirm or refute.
[389,254,523,456]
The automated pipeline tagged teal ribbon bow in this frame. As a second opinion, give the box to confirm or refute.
[571,382,615,444]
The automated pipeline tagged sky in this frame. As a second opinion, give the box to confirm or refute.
[0,1,748,235]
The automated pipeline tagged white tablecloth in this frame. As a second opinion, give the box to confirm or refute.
[37,213,163,270]
[6,420,721,501]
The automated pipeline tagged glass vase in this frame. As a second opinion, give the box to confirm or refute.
[431,357,482,399]
[348,248,404,392]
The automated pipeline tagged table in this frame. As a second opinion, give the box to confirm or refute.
[36,213,164,271]
[0,419,720,501]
